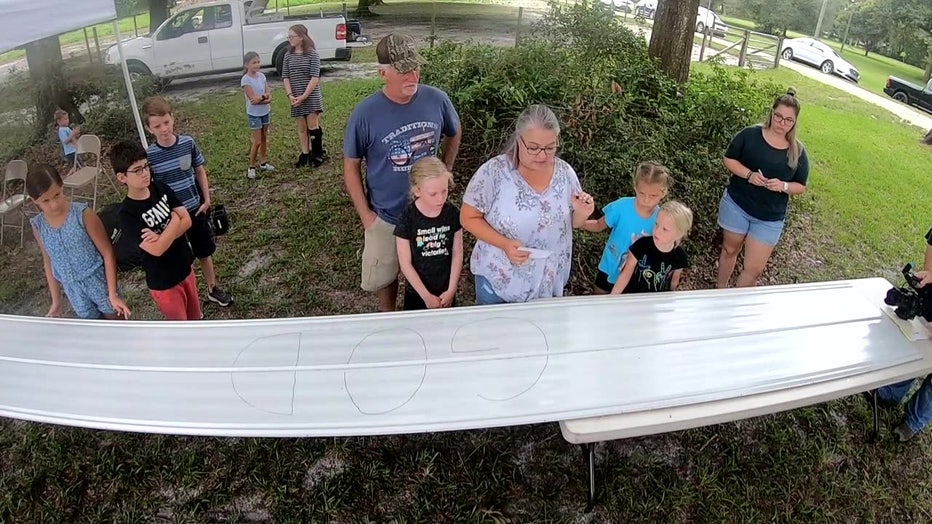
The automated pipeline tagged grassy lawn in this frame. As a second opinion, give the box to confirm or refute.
[2,35,932,521]
[753,67,932,282]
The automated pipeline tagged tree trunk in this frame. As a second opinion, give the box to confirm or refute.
[24,36,83,140]
[924,59,931,83]
[648,0,701,83]
[149,0,171,30]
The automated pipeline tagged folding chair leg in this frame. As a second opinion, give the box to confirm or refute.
[584,442,597,512]
[869,390,880,442]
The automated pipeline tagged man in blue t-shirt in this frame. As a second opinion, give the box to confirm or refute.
[343,32,462,312]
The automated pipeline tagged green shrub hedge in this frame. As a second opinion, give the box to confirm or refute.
[422,2,786,288]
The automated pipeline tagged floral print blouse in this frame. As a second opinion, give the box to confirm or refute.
[462,154,582,303]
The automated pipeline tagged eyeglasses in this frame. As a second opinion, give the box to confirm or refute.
[127,163,150,175]
[772,112,796,125]
[520,136,559,156]
[287,34,299,40]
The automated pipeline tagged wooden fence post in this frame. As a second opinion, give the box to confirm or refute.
[430,2,437,48]
[515,7,524,48]
[774,37,783,68]
[83,28,93,64]
[92,27,102,64]
[738,29,749,67]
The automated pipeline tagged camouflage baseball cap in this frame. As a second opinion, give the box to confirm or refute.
[376,33,425,73]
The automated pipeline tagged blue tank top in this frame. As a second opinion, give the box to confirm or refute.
[31,202,103,284]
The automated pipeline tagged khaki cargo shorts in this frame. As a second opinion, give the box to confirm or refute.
[361,215,400,292]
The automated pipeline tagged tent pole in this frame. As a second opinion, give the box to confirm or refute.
[112,20,148,149]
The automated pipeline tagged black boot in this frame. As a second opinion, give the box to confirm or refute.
[295,152,308,168]
[309,128,327,167]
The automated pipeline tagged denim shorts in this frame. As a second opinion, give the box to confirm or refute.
[718,190,785,247]
[247,113,270,130]
[474,275,507,305]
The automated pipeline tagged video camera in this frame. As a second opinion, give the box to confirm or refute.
[884,263,932,321]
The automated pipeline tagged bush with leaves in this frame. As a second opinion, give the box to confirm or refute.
[77,71,161,141]
[422,1,785,289]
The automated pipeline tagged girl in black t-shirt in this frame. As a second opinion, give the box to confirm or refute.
[393,157,464,310]
[611,201,692,294]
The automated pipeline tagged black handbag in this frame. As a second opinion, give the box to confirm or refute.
[209,204,230,236]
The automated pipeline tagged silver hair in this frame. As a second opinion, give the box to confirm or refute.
[502,104,561,168]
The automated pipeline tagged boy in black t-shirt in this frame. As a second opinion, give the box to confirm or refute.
[393,157,463,310]
[111,140,201,320]
[611,201,692,294]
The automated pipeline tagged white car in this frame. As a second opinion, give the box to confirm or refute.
[634,1,727,37]
[780,37,860,83]
[696,6,728,37]
[600,0,634,14]
[634,0,657,18]
[105,0,352,81]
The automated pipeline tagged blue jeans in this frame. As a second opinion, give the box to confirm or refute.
[474,275,506,305]
[878,376,932,433]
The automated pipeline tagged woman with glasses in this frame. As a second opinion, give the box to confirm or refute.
[461,104,595,305]
[716,88,810,288]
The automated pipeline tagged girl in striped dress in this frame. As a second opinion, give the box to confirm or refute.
[282,23,326,168]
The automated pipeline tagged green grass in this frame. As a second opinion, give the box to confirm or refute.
[3,30,932,522]
[747,66,932,282]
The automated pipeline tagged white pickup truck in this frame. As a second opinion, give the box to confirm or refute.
[105,0,354,81]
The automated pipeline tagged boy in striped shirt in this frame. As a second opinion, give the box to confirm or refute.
[142,96,232,307]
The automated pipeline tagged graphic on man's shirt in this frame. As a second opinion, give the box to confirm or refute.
[636,255,675,291]
[382,122,440,171]
[141,194,172,233]
[416,224,451,257]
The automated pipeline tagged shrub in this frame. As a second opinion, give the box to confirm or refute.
[78,71,161,141]
[422,1,783,290]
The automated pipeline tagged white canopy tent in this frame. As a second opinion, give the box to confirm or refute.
[0,0,148,147]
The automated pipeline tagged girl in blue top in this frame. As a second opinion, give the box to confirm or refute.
[582,161,672,294]
[241,51,275,180]
[27,164,130,319]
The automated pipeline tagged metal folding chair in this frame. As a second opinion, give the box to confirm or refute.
[63,134,104,210]
[0,160,28,248]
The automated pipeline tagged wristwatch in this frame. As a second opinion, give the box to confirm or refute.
[782,182,789,193]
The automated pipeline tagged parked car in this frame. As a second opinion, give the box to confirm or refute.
[634,0,656,19]
[600,0,634,14]
[696,6,727,37]
[884,76,932,113]
[105,0,354,81]
[634,1,727,37]
[780,37,860,83]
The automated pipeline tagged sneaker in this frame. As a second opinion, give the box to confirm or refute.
[247,167,257,180]
[893,421,918,442]
[208,286,232,307]
[259,162,276,171]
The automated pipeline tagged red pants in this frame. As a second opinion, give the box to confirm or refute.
[150,270,202,320]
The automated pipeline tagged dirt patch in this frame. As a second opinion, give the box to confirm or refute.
[238,250,274,279]
[303,450,346,490]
